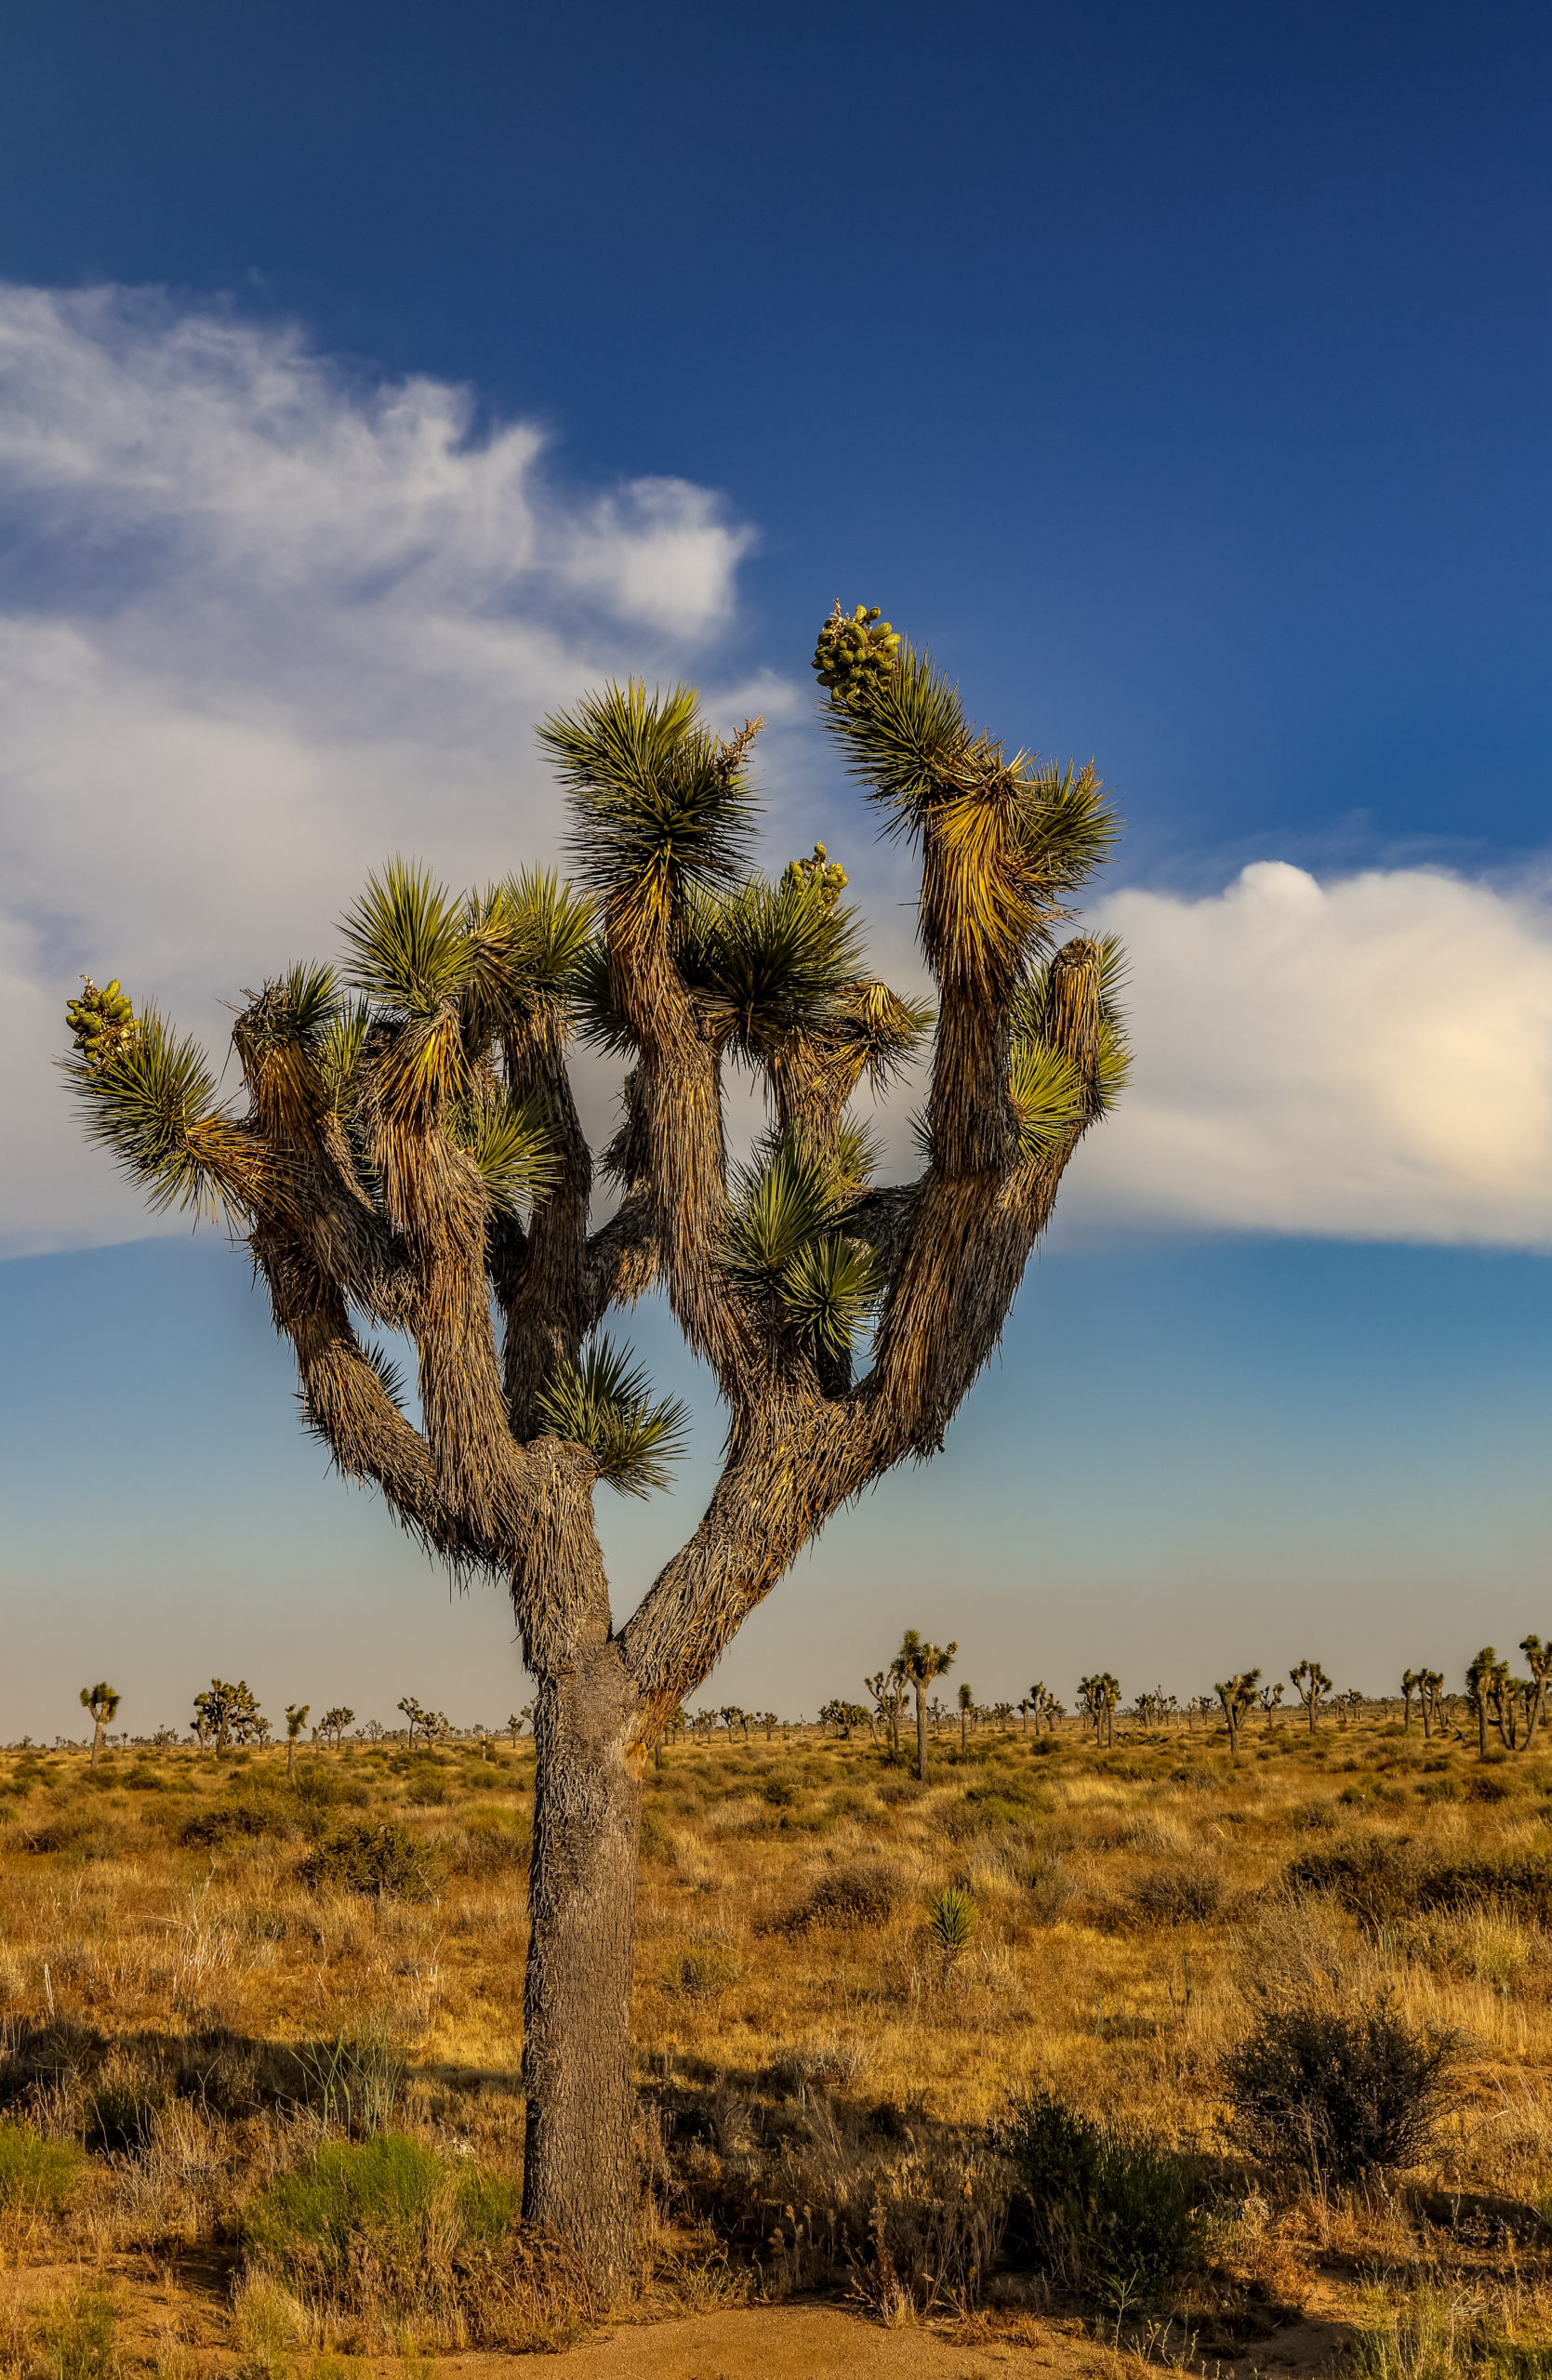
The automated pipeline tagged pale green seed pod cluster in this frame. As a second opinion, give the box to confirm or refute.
[66,975,137,1071]
[812,602,900,706]
[782,840,850,909]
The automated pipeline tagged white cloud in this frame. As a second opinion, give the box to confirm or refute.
[3,285,1548,1263]
[1074,860,1552,1246]
[0,284,768,1253]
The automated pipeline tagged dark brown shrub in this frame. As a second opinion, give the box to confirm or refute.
[1224,2002,1457,2183]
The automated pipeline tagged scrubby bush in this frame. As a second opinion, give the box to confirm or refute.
[1292,1836,1552,1926]
[1223,2001,1457,2183]
[786,1858,904,1930]
[1000,2090,1199,2311]
[0,2122,81,2214]
[179,1795,284,1847]
[1128,1864,1223,1924]
[297,1821,433,1899]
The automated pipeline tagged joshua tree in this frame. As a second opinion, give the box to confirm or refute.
[78,1683,120,1768]
[192,1678,260,1752]
[1400,1669,1421,1730]
[1214,1669,1261,1766]
[1078,1671,1120,1748]
[1289,1659,1331,1735]
[958,1681,975,1750]
[61,602,1128,2281]
[1520,1637,1552,1750]
[284,1702,310,1775]
[1257,1681,1283,1728]
[866,1666,910,1759]
[319,1705,355,1751]
[896,1629,957,1780]
[1417,1667,1444,1739]
[1466,1647,1506,1760]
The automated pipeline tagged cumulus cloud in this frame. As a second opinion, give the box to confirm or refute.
[2,285,1547,1262]
[0,284,770,1252]
[1074,860,1552,1247]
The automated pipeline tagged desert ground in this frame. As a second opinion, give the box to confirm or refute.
[2,1704,1549,2378]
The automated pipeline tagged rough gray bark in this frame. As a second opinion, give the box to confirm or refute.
[522,1644,642,2289]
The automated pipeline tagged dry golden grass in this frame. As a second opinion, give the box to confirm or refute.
[4,1712,1552,2370]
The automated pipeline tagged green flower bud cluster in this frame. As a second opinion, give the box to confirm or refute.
[813,602,900,707]
[66,975,137,1071]
[782,841,850,910]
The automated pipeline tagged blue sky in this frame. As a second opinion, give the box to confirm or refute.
[0,1,1548,1738]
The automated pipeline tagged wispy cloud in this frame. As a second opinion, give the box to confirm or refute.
[0,284,770,1252]
[1075,860,1552,1247]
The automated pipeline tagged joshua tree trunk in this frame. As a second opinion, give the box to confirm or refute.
[286,1737,295,1775]
[522,1647,642,2288]
[1475,1694,1489,1759]
[90,1718,104,1767]
[915,1686,927,1781]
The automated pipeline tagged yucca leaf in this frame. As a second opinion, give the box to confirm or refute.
[535,1336,690,1498]
[62,1007,245,1215]
[683,871,867,1058]
[541,682,759,922]
[819,640,968,826]
[451,1091,559,1214]
[723,1135,842,1287]
[318,997,373,1104]
[341,859,471,1013]
[1007,1037,1087,1157]
[778,1232,880,1357]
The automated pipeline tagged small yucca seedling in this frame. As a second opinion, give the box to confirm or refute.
[928,1885,976,1960]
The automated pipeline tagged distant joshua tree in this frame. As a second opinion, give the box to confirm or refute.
[78,1683,120,1769]
[192,1678,261,1752]
[1466,1647,1506,1761]
[1401,1669,1421,1730]
[1416,1667,1445,1739]
[284,1703,310,1776]
[1520,1637,1552,1751]
[1257,1681,1284,1728]
[1078,1672,1120,1749]
[866,1666,909,1759]
[319,1705,355,1752]
[1289,1659,1331,1735]
[957,1680,975,1750]
[896,1629,957,1780]
[1214,1669,1261,1767]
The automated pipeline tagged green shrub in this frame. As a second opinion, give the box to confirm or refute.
[1224,2002,1456,2183]
[36,2288,118,2380]
[246,2133,448,2290]
[0,2122,82,2213]
[297,1821,433,1899]
[928,1886,977,1957]
[1000,2091,1199,2312]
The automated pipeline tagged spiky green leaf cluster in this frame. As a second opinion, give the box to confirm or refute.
[813,602,900,707]
[723,1132,881,1358]
[1014,934,1131,1141]
[341,860,471,1014]
[62,1002,232,1214]
[449,1091,560,1213]
[535,1336,690,1498]
[540,682,758,918]
[65,978,137,1072]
